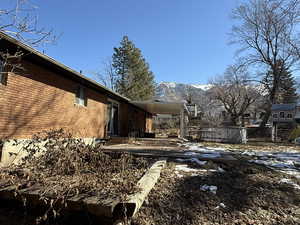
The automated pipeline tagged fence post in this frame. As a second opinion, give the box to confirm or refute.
[241,128,247,144]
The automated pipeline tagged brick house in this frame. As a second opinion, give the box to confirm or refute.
[0,32,153,142]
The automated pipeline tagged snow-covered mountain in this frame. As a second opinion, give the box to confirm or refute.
[190,84,213,91]
[156,78,300,102]
[155,82,210,102]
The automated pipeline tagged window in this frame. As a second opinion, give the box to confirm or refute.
[273,113,278,118]
[244,113,250,118]
[0,58,7,85]
[75,86,87,106]
[279,112,285,118]
[287,113,293,118]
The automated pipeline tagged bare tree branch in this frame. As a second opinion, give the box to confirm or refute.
[230,0,300,127]
[210,64,261,126]
[0,0,57,46]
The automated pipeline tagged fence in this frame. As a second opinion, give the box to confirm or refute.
[198,127,247,144]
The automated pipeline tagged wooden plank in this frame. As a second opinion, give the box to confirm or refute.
[83,196,119,218]
[113,160,166,219]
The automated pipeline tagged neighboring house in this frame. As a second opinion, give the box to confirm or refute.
[271,104,298,141]
[271,104,296,124]
[0,32,153,142]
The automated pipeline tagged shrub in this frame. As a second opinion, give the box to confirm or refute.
[288,126,300,141]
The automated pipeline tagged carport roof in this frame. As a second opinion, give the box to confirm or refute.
[271,104,296,111]
[131,100,184,114]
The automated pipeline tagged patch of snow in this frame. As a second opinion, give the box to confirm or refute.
[200,153,222,158]
[175,171,184,178]
[191,84,212,91]
[175,158,186,162]
[189,145,203,151]
[218,167,225,173]
[161,82,176,88]
[205,147,229,152]
[175,165,200,173]
[279,178,300,190]
[191,158,207,166]
[241,151,257,156]
[220,203,226,208]
[248,152,300,171]
[279,170,300,179]
[184,151,199,156]
[215,203,226,209]
[249,159,295,168]
[200,185,218,194]
[175,158,207,166]
[181,143,228,153]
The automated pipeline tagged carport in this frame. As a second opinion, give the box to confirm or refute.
[131,100,190,138]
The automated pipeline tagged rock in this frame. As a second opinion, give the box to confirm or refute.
[294,137,300,145]
[294,208,300,217]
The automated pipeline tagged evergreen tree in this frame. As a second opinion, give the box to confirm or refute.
[278,68,298,104]
[263,61,298,104]
[112,36,156,100]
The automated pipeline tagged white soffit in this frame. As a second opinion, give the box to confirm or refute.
[131,101,184,114]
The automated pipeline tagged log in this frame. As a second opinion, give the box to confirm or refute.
[113,160,166,219]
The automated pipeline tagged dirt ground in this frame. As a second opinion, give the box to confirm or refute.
[133,161,300,225]
[2,159,300,225]
[1,139,300,225]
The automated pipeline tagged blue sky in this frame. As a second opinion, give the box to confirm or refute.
[17,0,240,84]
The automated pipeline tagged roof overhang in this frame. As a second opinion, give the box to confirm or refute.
[0,32,131,103]
[131,101,184,115]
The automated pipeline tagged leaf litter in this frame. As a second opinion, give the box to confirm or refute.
[133,160,300,225]
[0,129,151,224]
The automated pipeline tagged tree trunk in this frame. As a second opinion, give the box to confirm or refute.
[230,116,238,126]
[260,109,271,128]
[260,68,278,128]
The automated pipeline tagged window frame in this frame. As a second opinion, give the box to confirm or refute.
[107,99,120,136]
[0,57,7,86]
[75,85,87,107]
[273,113,278,118]
[279,111,285,118]
[287,113,293,119]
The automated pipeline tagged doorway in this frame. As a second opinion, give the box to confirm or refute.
[107,100,119,136]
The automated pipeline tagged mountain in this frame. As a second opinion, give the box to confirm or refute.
[156,77,300,102]
[155,82,211,102]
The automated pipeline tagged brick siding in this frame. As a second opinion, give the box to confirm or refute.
[0,59,151,139]
[0,60,108,139]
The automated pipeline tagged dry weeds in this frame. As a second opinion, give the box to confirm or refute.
[0,129,150,224]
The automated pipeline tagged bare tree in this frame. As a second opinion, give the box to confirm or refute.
[1,0,56,45]
[93,58,117,91]
[210,65,260,126]
[231,0,300,126]
[0,0,56,74]
[199,98,224,127]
